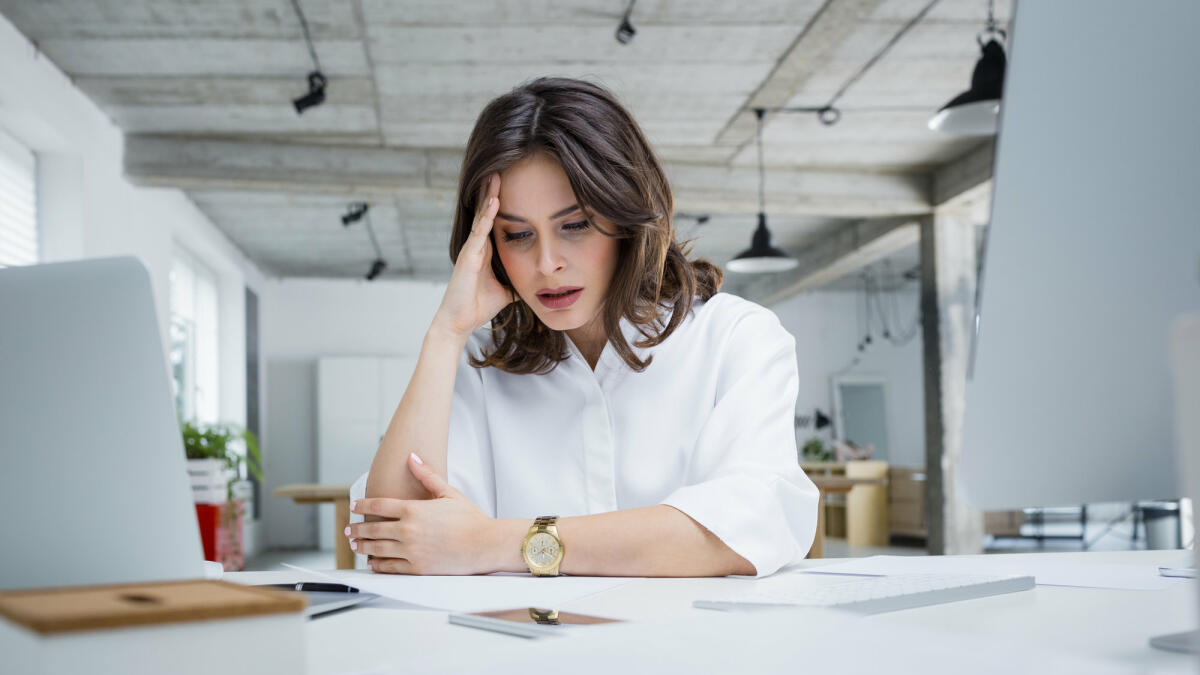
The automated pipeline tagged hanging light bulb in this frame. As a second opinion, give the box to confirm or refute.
[726,108,798,273]
[928,0,1007,136]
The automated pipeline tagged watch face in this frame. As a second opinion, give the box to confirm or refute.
[525,532,560,567]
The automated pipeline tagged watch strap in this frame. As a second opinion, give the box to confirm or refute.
[523,515,563,576]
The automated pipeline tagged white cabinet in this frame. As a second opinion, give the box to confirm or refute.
[316,356,417,551]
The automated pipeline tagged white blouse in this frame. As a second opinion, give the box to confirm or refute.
[350,292,818,577]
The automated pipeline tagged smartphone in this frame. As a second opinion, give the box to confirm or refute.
[448,607,623,638]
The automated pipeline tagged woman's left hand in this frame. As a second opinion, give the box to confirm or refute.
[348,453,496,575]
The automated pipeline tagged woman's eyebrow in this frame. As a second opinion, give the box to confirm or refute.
[495,204,581,223]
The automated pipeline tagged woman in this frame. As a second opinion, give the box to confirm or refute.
[347,77,817,578]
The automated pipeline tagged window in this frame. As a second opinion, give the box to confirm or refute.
[0,130,37,267]
[169,249,220,424]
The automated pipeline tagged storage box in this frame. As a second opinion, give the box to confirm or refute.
[888,467,926,502]
[889,500,925,536]
[0,580,306,675]
[888,467,927,538]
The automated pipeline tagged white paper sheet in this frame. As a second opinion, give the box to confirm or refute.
[803,554,1187,590]
[282,563,638,612]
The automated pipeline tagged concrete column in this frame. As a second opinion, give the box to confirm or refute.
[920,208,984,555]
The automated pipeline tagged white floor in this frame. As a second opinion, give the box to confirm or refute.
[244,548,336,572]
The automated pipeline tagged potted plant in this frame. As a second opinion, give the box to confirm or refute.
[801,437,834,463]
[182,421,263,495]
[181,421,263,571]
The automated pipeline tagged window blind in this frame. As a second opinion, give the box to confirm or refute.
[0,131,37,268]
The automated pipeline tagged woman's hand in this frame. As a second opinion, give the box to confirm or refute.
[349,453,497,575]
[431,173,515,341]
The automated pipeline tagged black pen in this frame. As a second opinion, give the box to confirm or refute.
[261,582,360,593]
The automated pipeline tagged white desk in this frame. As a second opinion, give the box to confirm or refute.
[227,550,1197,674]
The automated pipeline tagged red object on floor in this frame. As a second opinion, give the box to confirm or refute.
[194,501,244,571]
[195,504,220,561]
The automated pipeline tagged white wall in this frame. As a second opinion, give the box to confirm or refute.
[261,279,927,547]
[0,16,270,551]
[768,289,926,468]
[261,278,447,548]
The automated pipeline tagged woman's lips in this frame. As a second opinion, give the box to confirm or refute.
[537,287,583,309]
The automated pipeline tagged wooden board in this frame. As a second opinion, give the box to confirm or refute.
[0,580,305,635]
[273,483,350,501]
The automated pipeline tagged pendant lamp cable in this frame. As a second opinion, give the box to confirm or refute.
[290,0,322,72]
[363,209,382,260]
[774,0,942,126]
[980,0,1006,44]
[755,107,766,215]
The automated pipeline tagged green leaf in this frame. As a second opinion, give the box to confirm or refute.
[180,420,265,484]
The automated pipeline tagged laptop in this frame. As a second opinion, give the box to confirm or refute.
[0,257,205,590]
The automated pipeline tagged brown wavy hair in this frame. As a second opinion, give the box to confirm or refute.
[449,77,722,374]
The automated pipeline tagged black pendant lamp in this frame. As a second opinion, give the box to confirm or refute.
[928,0,1007,136]
[726,108,798,273]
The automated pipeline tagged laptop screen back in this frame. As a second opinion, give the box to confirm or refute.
[0,257,205,590]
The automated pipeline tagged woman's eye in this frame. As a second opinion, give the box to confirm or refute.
[501,222,588,243]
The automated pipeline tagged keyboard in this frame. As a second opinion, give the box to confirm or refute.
[693,573,1035,615]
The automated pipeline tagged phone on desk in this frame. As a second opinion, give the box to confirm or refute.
[449,607,623,638]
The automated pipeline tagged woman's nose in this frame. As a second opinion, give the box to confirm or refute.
[535,240,566,275]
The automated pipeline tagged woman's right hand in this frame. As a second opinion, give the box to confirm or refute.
[431,173,515,341]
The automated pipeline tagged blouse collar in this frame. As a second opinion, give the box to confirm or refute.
[564,309,669,377]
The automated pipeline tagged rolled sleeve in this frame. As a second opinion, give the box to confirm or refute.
[660,307,818,577]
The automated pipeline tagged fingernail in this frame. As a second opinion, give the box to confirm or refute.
[351,500,359,511]
[350,541,358,551]
[344,526,351,537]
[410,452,424,465]
[487,197,494,206]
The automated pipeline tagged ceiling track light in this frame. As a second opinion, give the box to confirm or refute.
[615,0,637,44]
[339,202,389,281]
[289,0,327,115]
[795,409,833,430]
[675,213,711,226]
[293,71,326,114]
[929,0,1007,135]
[341,201,369,226]
[674,212,711,238]
[726,108,798,274]
[365,259,387,281]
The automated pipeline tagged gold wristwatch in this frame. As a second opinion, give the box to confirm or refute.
[528,608,560,625]
[521,516,564,576]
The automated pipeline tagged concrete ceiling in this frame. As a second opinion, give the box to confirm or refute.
[0,0,1008,291]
